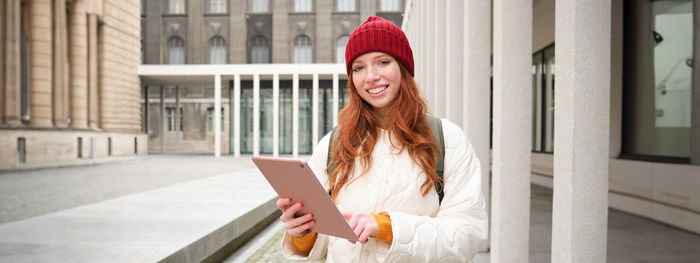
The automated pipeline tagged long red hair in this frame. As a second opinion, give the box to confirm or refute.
[327,61,441,201]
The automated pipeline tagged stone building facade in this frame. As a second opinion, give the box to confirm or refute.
[0,0,146,170]
[140,0,404,154]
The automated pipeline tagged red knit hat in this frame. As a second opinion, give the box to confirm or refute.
[345,16,414,76]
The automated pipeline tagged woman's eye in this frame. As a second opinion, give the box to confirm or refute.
[353,66,364,72]
[379,60,390,65]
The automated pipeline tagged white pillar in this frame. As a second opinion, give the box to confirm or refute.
[175,86,181,152]
[253,74,260,156]
[234,74,241,157]
[214,74,222,157]
[312,73,319,149]
[293,74,299,158]
[491,0,532,261]
[445,0,463,124]
[552,0,610,262]
[434,0,447,117]
[332,73,339,127]
[273,73,280,157]
[463,0,492,252]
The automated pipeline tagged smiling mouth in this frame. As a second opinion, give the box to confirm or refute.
[368,85,388,94]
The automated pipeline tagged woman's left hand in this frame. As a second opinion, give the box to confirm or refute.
[341,211,378,244]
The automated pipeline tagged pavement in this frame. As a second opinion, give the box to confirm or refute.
[229,185,700,263]
[0,154,285,262]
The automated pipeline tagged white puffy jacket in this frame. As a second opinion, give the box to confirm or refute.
[281,118,488,262]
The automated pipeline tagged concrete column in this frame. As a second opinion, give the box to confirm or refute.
[692,0,700,165]
[160,86,165,153]
[69,0,88,129]
[0,0,5,123]
[186,0,202,64]
[445,0,463,123]
[215,75,222,157]
[53,0,69,128]
[434,0,446,117]
[233,74,241,157]
[253,74,260,156]
[552,1,611,262]
[462,0,492,252]
[491,0,532,261]
[144,86,149,134]
[229,0,246,63]
[4,0,21,126]
[359,0,376,21]
[315,0,332,63]
[424,0,434,108]
[272,0,289,63]
[28,0,53,127]
[175,86,180,152]
[88,14,98,129]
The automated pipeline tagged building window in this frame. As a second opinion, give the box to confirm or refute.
[250,35,270,64]
[336,35,349,63]
[623,0,694,159]
[208,0,226,13]
[207,107,224,131]
[168,37,185,64]
[209,36,227,64]
[166,107,183,131]
[252,0,268,12]
[337,0,355,12]
[169,0,186,14]
[380,0,400,12]
[295,0,312,12]
[293,35,312,63]
[532,45,555,153]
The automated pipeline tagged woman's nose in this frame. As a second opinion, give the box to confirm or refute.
[366,66,381,81]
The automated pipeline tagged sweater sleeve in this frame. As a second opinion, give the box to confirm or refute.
[371,212,393,243]
[291,232,318,255]
[384,119,488,262]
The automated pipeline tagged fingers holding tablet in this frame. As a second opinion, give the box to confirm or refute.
[278,197,315,237]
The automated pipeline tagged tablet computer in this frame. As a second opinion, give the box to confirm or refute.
[252,156,358,242]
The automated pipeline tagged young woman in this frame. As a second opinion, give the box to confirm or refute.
[276,16,488,262]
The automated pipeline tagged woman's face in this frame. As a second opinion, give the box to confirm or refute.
[350,52,402,111]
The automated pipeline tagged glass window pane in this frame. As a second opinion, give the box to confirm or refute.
[623,0,693,158]
[295,0,312,12]
[544,47,555,153]
[294,35,312,64]
[168,37,185,64]
[169,0,185,14]
[336,35,349,63]
[209,0,226,13]
[209,37,227,64]
[532,53,543,152]
[252,0,268,12]
[380,0,400,12]
[338,0,355,11]
[251,36,270,64]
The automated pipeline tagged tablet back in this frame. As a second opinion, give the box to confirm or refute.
[252,156,358,241]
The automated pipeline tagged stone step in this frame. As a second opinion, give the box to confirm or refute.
[0,168,279,263]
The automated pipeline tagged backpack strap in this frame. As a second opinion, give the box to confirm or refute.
[427,116,446,205]
[327,126,339,196]
[326,117,445,205]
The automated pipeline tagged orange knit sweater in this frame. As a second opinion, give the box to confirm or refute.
[291,213,392,255]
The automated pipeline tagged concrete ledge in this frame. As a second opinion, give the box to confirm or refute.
[0,168,278,263]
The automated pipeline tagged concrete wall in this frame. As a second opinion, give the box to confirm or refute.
[0,0,145,170]
[0,129,147,170]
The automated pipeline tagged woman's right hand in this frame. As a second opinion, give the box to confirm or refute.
[277,197,315,237]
